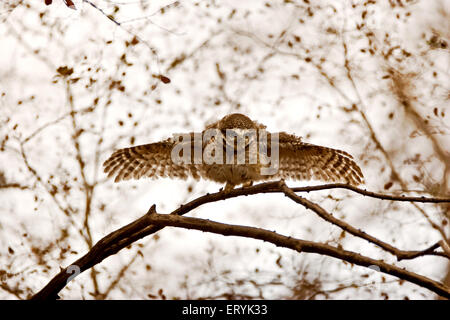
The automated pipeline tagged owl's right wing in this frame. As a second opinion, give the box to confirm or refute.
[270,132,364,186]
[103,134,202,183]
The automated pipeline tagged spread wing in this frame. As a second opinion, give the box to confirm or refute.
[103,135,202,183]
[270,132,364,185]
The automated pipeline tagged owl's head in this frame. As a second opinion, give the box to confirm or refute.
[212,114,264,153]
[218,113,257,130]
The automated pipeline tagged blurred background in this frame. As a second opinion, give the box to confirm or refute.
[0,0,449,299]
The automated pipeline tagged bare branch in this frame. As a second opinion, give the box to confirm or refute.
[144,212,450,299]
[0,183,29,190]
[30,181,450,299]
[291,183,450,203]
[282,185,449,260]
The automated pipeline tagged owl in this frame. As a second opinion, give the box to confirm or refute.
[103,113,364,191]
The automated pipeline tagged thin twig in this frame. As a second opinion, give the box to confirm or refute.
[291,183,450,203]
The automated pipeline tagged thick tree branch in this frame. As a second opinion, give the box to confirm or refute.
[144,212,450,299]
[30,181,450,300]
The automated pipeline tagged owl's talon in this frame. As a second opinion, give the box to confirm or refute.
[222,183,235,193]
[242,181,253,188]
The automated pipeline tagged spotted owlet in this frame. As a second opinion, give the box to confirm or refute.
[103,113,364,190]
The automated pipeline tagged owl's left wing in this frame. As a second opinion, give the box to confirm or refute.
[103,134,201,183]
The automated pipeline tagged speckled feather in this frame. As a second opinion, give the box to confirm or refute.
[103,114,364,187]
